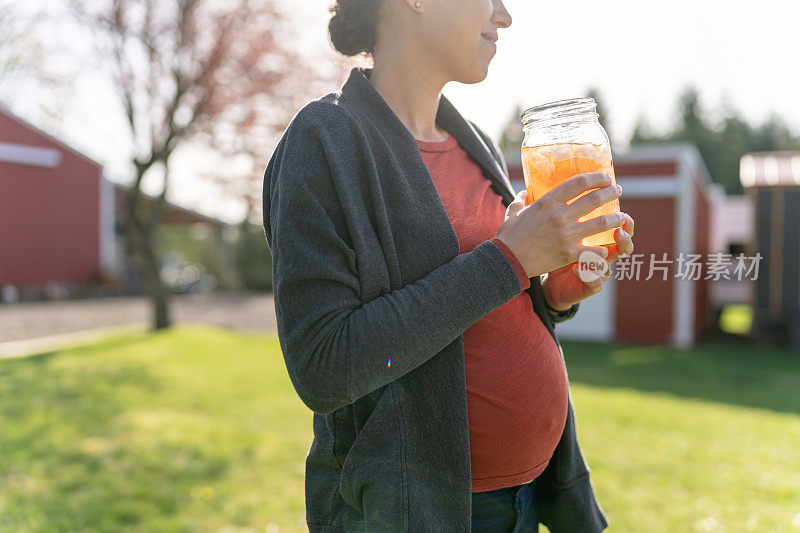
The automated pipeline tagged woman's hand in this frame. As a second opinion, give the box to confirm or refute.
[494,172,625,279]
[542,213,635,311]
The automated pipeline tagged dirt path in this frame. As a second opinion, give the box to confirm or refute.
[0,291,278,345]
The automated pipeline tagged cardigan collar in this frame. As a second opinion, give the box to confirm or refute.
[338,66,553,345]
[339,67,516,204]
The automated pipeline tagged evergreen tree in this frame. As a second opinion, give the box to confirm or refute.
[630,116,654,145]
[629,86,800,194]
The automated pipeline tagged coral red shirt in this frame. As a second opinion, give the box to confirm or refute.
[417,134,569,492]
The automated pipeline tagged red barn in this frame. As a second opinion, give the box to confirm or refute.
[0,106,238,301]
[0,106,115,291]
[506,143,713,347]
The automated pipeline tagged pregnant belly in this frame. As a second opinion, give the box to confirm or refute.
[463,293,570,491]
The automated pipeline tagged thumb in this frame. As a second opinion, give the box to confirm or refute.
[507,189,529,216]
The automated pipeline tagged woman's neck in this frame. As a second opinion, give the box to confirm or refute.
[368,52,449,142]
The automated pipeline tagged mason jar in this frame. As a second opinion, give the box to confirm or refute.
[520,97,620,247]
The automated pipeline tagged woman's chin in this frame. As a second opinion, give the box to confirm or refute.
[450,54,492,84]
[458,63,491,85]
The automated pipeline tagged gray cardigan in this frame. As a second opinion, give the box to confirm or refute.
[263,67,609,532]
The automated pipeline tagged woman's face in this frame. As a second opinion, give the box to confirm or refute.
[406,0,512,84]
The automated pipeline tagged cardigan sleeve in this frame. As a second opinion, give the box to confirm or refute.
[490,237,531,290]
[263,103,525,415]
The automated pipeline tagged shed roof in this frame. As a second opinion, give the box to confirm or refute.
[740,151,800,187]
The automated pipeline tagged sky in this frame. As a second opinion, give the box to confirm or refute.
[7,0,800,224]
[445,0,800,146]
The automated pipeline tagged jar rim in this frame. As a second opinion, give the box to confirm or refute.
[520,97,598,128]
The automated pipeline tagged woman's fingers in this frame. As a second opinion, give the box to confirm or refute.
[544,172,613,204]
[506,189,528,216]
[616,228,634,256]
[606,228,633,263]
[622,212,635,237]
[565,183,622,220]
[575,246,611,283]
[574,212,627,239]
[577,245,609,260]
[571,263,605,293]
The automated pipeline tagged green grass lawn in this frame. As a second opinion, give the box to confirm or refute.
[561,340,800,532]
[1,326,799,532]
[0,326,312,532]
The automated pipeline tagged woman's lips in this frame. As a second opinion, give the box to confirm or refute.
[482,33,498,49]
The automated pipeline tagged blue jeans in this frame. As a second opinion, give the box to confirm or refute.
[471,478,539,532]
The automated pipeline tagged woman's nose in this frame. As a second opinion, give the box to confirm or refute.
[493,0,512,29]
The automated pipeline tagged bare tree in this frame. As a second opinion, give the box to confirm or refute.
[0,2,26,92]
[70,0,315,329]
[0,1,61,103]
[197,8,349,222]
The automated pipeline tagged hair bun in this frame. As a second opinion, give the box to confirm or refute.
[329,0,382,57]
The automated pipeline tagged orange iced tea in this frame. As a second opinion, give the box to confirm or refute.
[521,142,620,247]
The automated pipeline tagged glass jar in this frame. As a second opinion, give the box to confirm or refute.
[520,97,620,247]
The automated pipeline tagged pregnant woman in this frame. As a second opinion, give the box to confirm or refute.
[263,0,634,531]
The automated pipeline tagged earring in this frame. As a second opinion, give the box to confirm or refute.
[414,1,421,7]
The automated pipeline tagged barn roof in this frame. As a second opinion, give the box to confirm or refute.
[113,182,233,228]
[0,103,103,168]
[0,104,231,228]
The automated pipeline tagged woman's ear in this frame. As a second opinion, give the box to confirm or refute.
[401,0,424,12]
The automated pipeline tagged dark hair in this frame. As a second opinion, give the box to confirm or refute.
[328,0,386,56]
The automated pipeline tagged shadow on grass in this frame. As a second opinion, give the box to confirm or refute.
[561,338,800,416]
[0,340,162,431]
[3,328,158,365]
